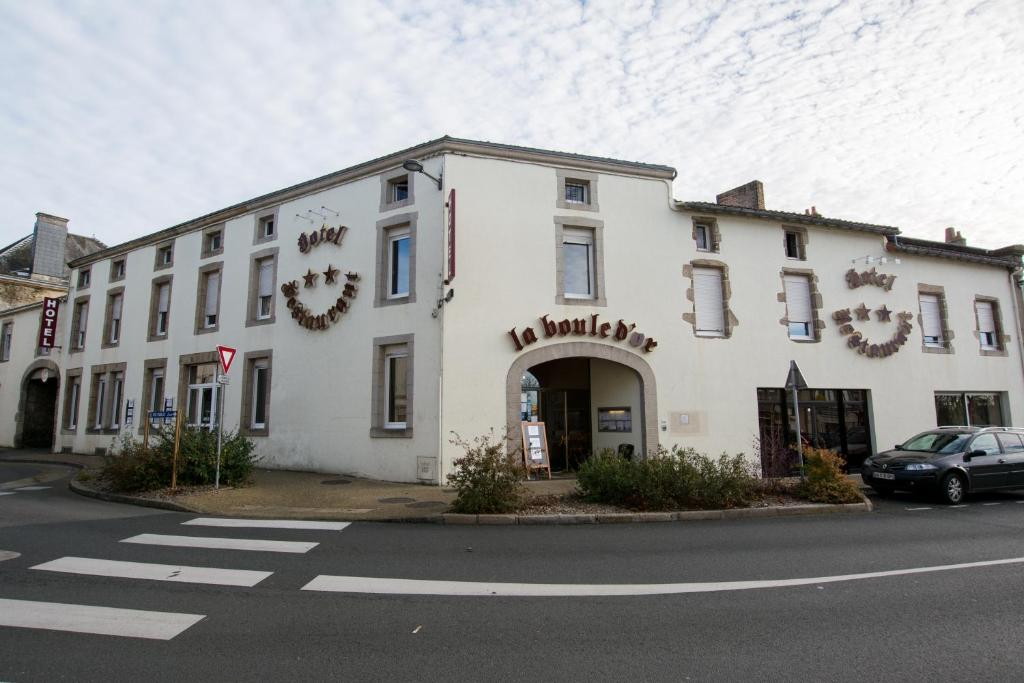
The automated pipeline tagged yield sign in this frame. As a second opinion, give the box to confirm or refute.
[217,345,237,374]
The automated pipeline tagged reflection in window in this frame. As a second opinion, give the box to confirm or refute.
[934,392,1004,427]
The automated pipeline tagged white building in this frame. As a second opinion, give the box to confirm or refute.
[3,138,1023,483]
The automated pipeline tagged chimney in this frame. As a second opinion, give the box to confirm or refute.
[30,212,70,281]
[716,180,765,210]
[944,227,966,246]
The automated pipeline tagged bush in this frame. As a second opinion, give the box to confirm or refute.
[576,446,757,511]
[795,447,863,504]
[102,426,258,493]
[447,431,525,514]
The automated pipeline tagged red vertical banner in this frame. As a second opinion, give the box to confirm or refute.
[38,297,60,348]
[447,188,456,283]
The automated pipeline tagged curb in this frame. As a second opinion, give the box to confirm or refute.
[443,499,872,525]
[68,479,202,514]
[1,458,85,470]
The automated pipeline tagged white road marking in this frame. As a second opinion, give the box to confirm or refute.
[0,492,14,497]
[302,556,1024,597]
[121,533,317,554]
[0,598,204,640]
[949,505,969,509]
[182,517,349,531]
[983,503,1001,506]
[905,507,932,511]
[15,486,51,491]
[412,625,422,634]
[32,557,272,587]
[0,551,20,562]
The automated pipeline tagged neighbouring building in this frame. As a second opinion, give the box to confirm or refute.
[1,138,1022,483]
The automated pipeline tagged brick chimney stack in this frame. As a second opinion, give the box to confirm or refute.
[716,180,765,210]
[944,227,966,246]
[30,212,70,282]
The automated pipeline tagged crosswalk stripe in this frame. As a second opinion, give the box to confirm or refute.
[0,598,204,640]
[121,533,317,554]
[32,557,272,587]
[182,518,349,531]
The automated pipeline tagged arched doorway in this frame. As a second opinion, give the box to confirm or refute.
[15,359,61,449]
[506,342,658,467]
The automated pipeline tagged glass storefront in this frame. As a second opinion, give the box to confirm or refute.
[934,392,1005,427]
[757,388,872,473]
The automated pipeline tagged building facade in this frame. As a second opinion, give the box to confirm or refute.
[3,138,1023,483]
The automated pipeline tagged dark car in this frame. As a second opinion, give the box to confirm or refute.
[861,426,1024,504]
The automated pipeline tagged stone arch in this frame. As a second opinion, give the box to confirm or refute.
[14,358,61,449]
[506,341,658,457]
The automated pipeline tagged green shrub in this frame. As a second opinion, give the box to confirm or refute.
[101,427,258,493]
[576,446,757,511]
[447,431,525,514]
[795,447,863,504]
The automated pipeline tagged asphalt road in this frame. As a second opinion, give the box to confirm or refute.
[3,467,1024,681]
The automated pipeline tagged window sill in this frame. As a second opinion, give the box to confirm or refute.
[245,316,276,328]
[556,295,607,307]
[380,198,414,213]
[201,248,224,260]
[555,199,599,213]
[147,334,169,343]
[195,325,220,336]
[370,426,414,439]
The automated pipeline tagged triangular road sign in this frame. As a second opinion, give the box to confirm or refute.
[784,360,807,391]
[217,345,237,374]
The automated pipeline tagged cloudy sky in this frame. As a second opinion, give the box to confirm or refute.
[1,0,1021,249]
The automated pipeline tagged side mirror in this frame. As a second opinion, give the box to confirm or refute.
[964,449,985,461]
[894,444,902,450]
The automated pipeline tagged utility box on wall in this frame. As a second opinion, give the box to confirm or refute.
[417,456,438,483]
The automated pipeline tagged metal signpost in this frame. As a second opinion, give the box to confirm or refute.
[215,346,236,489]
[785,360,808,479]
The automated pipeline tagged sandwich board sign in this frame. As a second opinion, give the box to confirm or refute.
[520,421,551,480]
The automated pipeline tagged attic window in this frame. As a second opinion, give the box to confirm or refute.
[77,269,91,288]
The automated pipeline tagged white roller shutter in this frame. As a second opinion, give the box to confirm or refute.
[258,259,274,298]
[205,272,220,317]
[693,267,725,336]
[919,294,942,342]
[111,294,122,319]
[157,283,170,313]
[783,275,812,324]
[975,301,995,334]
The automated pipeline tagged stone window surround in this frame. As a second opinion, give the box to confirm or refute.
[245,247,279,327]
[109,258,126,283]
[61,367,83,434]
[379,167,415,213]
[201,224,225,259]
[682,260,739,339]
[176,350,219,420]
[239,349,273,437]
[138,357,167,434]
[973,295,1008,357]
[777,267,825,343]
[374,213,417,307]
[76,267,91,290]
[782,225,809,261]
[692,216,722,253]
[554,216,607,307]
[0,319,11,363]
[101,286,125,349]
[69,294,90,353]
[918,283,955,354]
[148,274,173,342]
[86,361,127,435]
[555,169,600,213]
[253,207,279,246]
[193,261,224,335]
[154,240,175,271]
[370,334,414,438]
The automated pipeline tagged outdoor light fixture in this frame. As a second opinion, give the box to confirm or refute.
[851,255,900,266]
[402,159,442,190]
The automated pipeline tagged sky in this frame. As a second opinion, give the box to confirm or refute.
[1,0,1022,250]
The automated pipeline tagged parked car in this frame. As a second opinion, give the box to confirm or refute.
[861,426,1024,504]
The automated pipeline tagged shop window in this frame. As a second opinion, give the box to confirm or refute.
[556,169,599,212]
[148,276,172,341]
[194,263,223,333]
[934,392,1004,427]
[63,369,82,432]
[102,289,124,348]
[70,296,89,351]
[247,249,278,326]
[154,242,174,270]
[374,215,417,306]
[110,259,126,282]
[240,350,272,436]
[371,334,414,438]
[784,274,814,340]
[0,321,11,362]
[692,267,725,337]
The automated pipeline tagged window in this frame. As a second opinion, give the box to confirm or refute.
[204,230,222,256]
[77,268,91,288]
[110,259,126,282]
[240,350,273,435]
[975,299,1001,351]
[935,392,1004,427]
[155,242,174,270]
[110,371,124,428]
[563,227,595,299]
[375,215,417,307]
[784,274,813,340]
[371,334,414,438]
[103,290,124,347]
[149,369,164,424]
[556,169,599,212]
[564,180,590,205]
[185,362,219,429]
[388,177,409,203]
[140,359,167,429]
[257,258,273,319]
[919,293,944,347]
[148,277,172,341]
[695,224,710,251]
[64,370,82,431]
[692,267,725,337]
[71,297,89,350]
[997,433,1024,454]
[380,171,414,211]
[0,321,11,362]
[195,264,222,333]
[784,231,802,259]
[92,374,106,430]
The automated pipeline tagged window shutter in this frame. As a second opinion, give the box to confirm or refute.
[920,294,942,339]
[111,294,122,319]
[693,267,725,335]
[158,283,170,312]
[205,272,220,316]
[783,275,812,323]
[975,301,995,334]
[258,260,273,298]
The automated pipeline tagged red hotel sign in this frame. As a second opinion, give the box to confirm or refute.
[38,297,60,348]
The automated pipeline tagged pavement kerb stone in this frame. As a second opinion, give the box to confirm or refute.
[675,510,725,521]
[477,514,517,525]
[69,479,201,514]
[2,458,84,470]
[442,513,478,525]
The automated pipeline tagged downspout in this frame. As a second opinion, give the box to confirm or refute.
[437,152,448,486]
[1011,266,1024,412]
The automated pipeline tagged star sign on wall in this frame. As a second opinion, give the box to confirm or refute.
[854,303,871,321]
[323,264,339,285]
[303,268,318,288]
[875,305,892,322]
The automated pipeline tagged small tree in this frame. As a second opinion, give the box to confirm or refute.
[447,431,526,514]
[796,447,863,504]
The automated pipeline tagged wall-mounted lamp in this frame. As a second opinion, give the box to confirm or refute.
[851,255,900,266]
[402,159,442,190]
[295,212,315,224]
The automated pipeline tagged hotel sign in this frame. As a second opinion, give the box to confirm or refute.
[283,222,360,331]
[508,314,658,353]
[37,297,60,348]
[833,267,911,359]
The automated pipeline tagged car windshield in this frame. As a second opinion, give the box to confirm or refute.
[900,432,972,454]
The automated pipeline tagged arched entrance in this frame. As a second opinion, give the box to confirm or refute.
[506,342,658,467]
[15,359,61,449]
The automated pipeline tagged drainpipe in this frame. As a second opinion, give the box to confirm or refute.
[1011,267,1024,398]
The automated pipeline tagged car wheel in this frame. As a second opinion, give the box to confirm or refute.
[870,484,894,497]
[939,472,966,505]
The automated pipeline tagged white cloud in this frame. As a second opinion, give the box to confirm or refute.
[0,0,1021,249]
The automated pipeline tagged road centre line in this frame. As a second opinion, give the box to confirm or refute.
[905,507,932,511]
[182,518,349,531]
[32,557,273,587]
[0,598,203,640]
[302,557,1024,597]
[15,486,51,491]
[121,534,317,554]
[0,492,14,496]
[982,503,1001,506]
